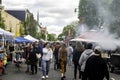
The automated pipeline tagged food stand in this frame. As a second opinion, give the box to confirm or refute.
[109,54,120,72]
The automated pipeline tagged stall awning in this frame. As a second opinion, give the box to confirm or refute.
[14,36,32,43]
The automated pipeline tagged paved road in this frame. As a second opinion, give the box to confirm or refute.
[1,62,120,80]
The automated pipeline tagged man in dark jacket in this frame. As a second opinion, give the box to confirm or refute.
[53,42,61,70]
[84,46,109,80]
[72,42,84,80]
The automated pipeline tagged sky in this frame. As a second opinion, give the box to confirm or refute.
[2,0,79,36]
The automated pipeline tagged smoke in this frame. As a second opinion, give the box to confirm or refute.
[89,0,120,50]
[90,0,114,28]
[75,25,120,50]
[92,30,119,50]
[75,0,120,50]
[75,23,88,36]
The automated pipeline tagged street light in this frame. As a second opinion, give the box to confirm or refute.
[74,8,78,13]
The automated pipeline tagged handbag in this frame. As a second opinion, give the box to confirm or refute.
[36,53,41,59]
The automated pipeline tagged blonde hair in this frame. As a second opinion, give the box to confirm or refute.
[76,42,84,52]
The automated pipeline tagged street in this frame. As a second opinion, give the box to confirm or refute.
[1,62,120,80]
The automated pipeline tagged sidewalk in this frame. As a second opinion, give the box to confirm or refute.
[1,62,120,80]
[1,62,76,80]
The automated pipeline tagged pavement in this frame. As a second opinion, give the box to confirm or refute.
[1,62,120,80]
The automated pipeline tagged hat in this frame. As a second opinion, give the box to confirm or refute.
[94,46,101,51]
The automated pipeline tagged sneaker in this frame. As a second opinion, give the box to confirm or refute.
[46,75,48,78]
[42,76,45,79]
[38,67,42,70]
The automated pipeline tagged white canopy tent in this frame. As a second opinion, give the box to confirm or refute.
[0,28,14,41]
[0,28,14,36]
[24,35,39,42]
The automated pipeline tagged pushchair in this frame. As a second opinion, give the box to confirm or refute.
[13,52,23,71]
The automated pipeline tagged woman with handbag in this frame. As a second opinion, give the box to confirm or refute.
[41,42,53,79]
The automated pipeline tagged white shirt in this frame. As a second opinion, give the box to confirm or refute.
[42,47,53,61]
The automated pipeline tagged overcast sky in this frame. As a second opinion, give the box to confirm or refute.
[3,0,79,36]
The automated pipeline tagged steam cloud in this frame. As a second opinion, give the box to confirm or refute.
[76,0,120,50]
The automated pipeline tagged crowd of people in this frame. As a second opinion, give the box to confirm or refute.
[0,40,110,80]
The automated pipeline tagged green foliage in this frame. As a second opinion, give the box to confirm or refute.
[24,22,27,35]
[41,33,46,40]
[109,0,120,37]
[36,33,41,40]
[47,34,56,41]
[63,25,76,38]
[58,33,64,41]
[19,23,25,36]
[58,23,76,40]
[24,13,38,37]
[79,0,100,29]
[78,0,120,37]
[0,12,5,29]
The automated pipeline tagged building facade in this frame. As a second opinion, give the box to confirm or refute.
[1,10,22,36]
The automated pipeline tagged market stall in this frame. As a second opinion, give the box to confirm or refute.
[24,35,39,42]
[14,36,32,43]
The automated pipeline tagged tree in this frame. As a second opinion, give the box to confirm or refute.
[0,12,5,29]
[19,23,25,36]
[40,33,46,40]
[24,13,38,37]
[58,23,76,40]
[47,34,56,41]
[78,0,120,37]
[58,33,64,41]
[110,0,120,37]
[78,0,99,29]
[78,0,113,29]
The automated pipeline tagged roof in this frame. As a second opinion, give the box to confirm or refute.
[6,10,26,22]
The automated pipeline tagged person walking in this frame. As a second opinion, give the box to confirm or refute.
[28,43,38,75]
[84,46,109,80]
[38,41,43,69]
[79,43,94,80]
[25,43,31,73]
[9,43,14,61]
[58,43,68,80]
[41,42,53,79]
[67,43,73,66]
[72,42,84,80]
[53,42,61,70]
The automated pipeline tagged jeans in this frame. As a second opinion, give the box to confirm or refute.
[41,60,50,76]
[39,58,42,67]
[68,54,73,66]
